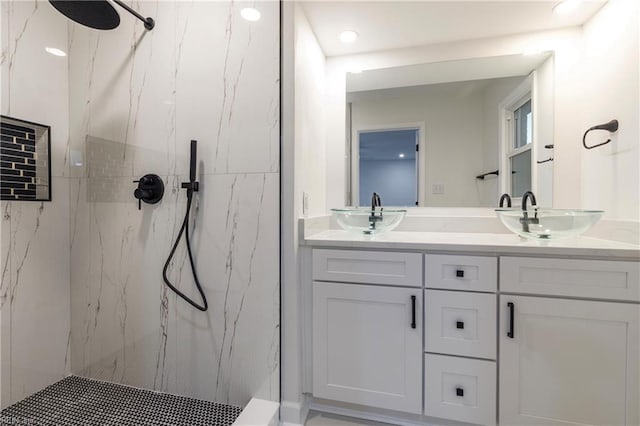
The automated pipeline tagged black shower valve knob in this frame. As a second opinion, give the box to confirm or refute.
[133,174,164,210]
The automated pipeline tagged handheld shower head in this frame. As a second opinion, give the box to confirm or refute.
[190,140,197,183]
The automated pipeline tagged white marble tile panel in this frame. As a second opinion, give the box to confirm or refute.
[0,201,11,409]
[70,175,181,392]
[8,177,70,404]
[1,1,9,115]
[174,172,279,405]
[68,1,178,179]
[174,1,280,175]
[5,0,69,177]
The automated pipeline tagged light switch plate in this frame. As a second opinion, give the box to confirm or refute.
[432,184,445,195]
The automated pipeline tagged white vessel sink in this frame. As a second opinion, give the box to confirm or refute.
[495,209,603,240]
[331,208,407,235]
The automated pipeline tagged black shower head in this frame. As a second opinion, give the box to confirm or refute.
[49,1,120,30]
[49,0,155,31]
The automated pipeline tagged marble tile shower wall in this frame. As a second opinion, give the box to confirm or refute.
[67,0,280,406]
[0,0,72,408]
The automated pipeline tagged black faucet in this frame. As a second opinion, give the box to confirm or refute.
[368,192,383,233]
[371,192,381,210]
[520,191,539,233]
[499,193,512,208]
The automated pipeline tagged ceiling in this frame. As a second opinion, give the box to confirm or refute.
[347,76,524,103]
[301,1,607,57]
[346,53,549,92]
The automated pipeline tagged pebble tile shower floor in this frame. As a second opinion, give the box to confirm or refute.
[0,376,243,426]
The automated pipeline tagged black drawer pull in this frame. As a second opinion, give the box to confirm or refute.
[456,387,464,397]
[411,295,416,329]
[456,269,465,278]
[507,302,515,338]
[456,321,464,329]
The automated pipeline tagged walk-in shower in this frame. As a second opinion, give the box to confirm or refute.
[1,0,280,424]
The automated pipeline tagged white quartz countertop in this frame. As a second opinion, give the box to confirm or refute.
[304,230,640,259]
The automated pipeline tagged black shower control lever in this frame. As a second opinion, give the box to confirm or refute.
[133,174,164,210]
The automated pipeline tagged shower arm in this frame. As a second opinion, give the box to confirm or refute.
[112,0,155,30]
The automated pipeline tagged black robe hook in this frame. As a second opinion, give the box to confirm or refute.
[583,119,618,150]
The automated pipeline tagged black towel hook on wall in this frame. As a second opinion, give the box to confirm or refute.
[583,119,619,150]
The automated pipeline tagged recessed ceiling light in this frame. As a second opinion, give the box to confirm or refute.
[553,0,583,15]
[340,30,358,44]
[399,153,405,158]
[45,47,66,57]
[240,7,261,21]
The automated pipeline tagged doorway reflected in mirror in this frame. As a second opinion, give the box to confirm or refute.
[357,128,418,207]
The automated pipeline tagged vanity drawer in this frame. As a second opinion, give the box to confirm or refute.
[501,257,640,301]
[425,254,497,292]
[424,354,496,425]
[425,290,496,359]
[313,249,422,287]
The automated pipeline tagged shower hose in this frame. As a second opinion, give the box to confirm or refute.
[162,187,208,311]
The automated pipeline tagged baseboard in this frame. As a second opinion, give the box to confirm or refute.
[309,399,465,426]
[279,396,310,426]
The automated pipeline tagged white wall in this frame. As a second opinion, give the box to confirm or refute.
[281,5,328,422]
[533,56,555,208]
[578,0,639,221]
[350,78,524,207]
[0,0,71,407]
[295,5,327,217]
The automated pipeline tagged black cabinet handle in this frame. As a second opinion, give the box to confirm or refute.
[456,321,464,329]
[507,302,515,338]
[411,295,416,329]
[456,387,464,397]
[456,269,465,278]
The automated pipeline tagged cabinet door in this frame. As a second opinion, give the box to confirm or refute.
[313,282,422,414]
[500,296,639,426]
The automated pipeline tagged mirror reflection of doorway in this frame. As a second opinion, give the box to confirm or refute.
[358,129,418,207]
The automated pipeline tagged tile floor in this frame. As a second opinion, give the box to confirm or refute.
[0,376,243,426]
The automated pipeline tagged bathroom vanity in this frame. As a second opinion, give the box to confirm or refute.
[300,224,640,426]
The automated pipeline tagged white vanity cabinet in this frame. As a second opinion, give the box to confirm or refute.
[499,257,640,426]
[312,250,423,414]
[308,247,639,426]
